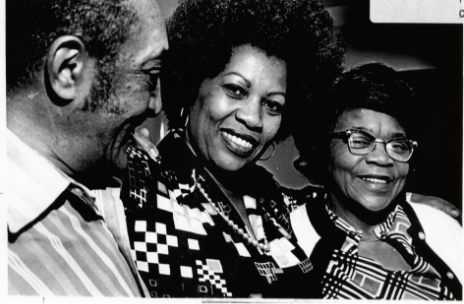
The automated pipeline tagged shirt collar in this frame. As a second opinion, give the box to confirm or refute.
[7,130,98,233]
[325,203,402,243]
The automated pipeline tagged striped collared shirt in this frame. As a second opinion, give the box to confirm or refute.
[7,130,145,297]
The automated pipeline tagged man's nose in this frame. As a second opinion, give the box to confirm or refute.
[148,78,162,117]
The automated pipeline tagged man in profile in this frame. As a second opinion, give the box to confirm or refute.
[6,0,167,296]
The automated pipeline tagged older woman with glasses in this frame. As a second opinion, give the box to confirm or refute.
[291,63,462,300]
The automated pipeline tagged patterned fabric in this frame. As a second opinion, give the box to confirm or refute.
[322,203,457,300]
[121,129,321,298]
[7,130,143,297]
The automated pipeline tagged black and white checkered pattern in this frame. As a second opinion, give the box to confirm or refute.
[126,146,151,211]
[131,220,178,276]
[195,260,232,297]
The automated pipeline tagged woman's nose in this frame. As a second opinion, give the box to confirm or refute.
[365,142,394,166]
[235,98,263,132]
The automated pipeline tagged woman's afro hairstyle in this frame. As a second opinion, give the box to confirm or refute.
[162,0,345,143]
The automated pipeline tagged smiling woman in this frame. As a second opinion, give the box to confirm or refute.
[291,63,462,299]
[119,0,344,298]
[329,109,410,215]
[189,45,287,175]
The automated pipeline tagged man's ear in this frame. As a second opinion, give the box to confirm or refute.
[46,35,90,102]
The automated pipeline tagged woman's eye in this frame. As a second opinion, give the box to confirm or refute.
[223,84,246,99]
[390,141,410,153]
[350,135,371,148]
[264,100,283,114]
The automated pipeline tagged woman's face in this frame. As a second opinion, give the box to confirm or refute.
[188,44,287,172]
[329,108,409,212]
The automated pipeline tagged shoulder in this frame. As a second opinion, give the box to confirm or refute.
[289,203,321,257]
[249,165,316,208]
[408,201,461,237]
[247,164,284,195]
[407,201,462,283]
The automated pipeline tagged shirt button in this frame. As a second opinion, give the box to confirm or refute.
[447,272,454,280]
[418,232,425,240]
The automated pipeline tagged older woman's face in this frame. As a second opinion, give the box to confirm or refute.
[188,44,287,172]
[329,109,409,212]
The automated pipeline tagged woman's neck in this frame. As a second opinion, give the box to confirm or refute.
[329,192,394,240]
[184,128,248,193]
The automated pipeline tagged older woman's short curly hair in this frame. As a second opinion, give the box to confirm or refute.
[293,63,418,185]
[162,0,345,143]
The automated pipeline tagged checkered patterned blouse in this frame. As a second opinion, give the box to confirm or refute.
[120,130,322,298]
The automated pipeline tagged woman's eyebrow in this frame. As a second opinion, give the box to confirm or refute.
[390,132,407,138]
[351,126,407,137]
[350,126,370,132]
[268,91,286,98]
[222,72,250,86]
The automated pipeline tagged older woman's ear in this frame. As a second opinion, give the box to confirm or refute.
[407,192,461,220]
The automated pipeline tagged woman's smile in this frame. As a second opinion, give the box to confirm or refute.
[356,175,395,192]
[220,128,258,157]
[188,44,287,172]
[329,109,409,212]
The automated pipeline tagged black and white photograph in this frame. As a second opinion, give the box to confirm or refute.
[3,0,463,301]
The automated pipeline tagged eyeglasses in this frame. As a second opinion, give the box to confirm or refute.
[330,129,418,162]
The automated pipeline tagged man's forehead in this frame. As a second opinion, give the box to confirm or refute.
[120,0,168,64]
[127,0,163,20]
[126,0,166,41]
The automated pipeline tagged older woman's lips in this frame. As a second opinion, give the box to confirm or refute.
[220,130,257,156]
[358,175,393,189]
[361,177,388,184]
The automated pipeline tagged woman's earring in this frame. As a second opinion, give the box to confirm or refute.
[180,107,189,128]
[259,143,275,161]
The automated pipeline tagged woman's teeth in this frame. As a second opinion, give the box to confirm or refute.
[223,132,253,152]
[361,177,388,184]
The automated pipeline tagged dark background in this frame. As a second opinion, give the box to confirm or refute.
[146,0,463,209]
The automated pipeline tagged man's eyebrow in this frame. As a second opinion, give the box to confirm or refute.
[142,53,165,69]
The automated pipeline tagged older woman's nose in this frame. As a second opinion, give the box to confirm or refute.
[365,143,394,166]
[235,98,263,132]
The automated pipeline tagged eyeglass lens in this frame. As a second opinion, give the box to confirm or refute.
[348,132,412,161]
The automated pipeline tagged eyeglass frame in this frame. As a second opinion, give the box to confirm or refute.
[329,129,418,162]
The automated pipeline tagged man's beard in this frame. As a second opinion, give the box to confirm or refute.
[86,60,121,114]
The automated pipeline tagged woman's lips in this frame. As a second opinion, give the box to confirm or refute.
[220,129,258,157]
[357,175,394,190]
[360,177,388,184]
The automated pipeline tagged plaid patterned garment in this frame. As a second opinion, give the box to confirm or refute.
[120,130,322,298]
[322,204,457,300]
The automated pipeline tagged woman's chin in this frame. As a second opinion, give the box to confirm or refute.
[214,159,248,174]
[346,195,399,224]
[211,149,258,172]
[357,197,394,213]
